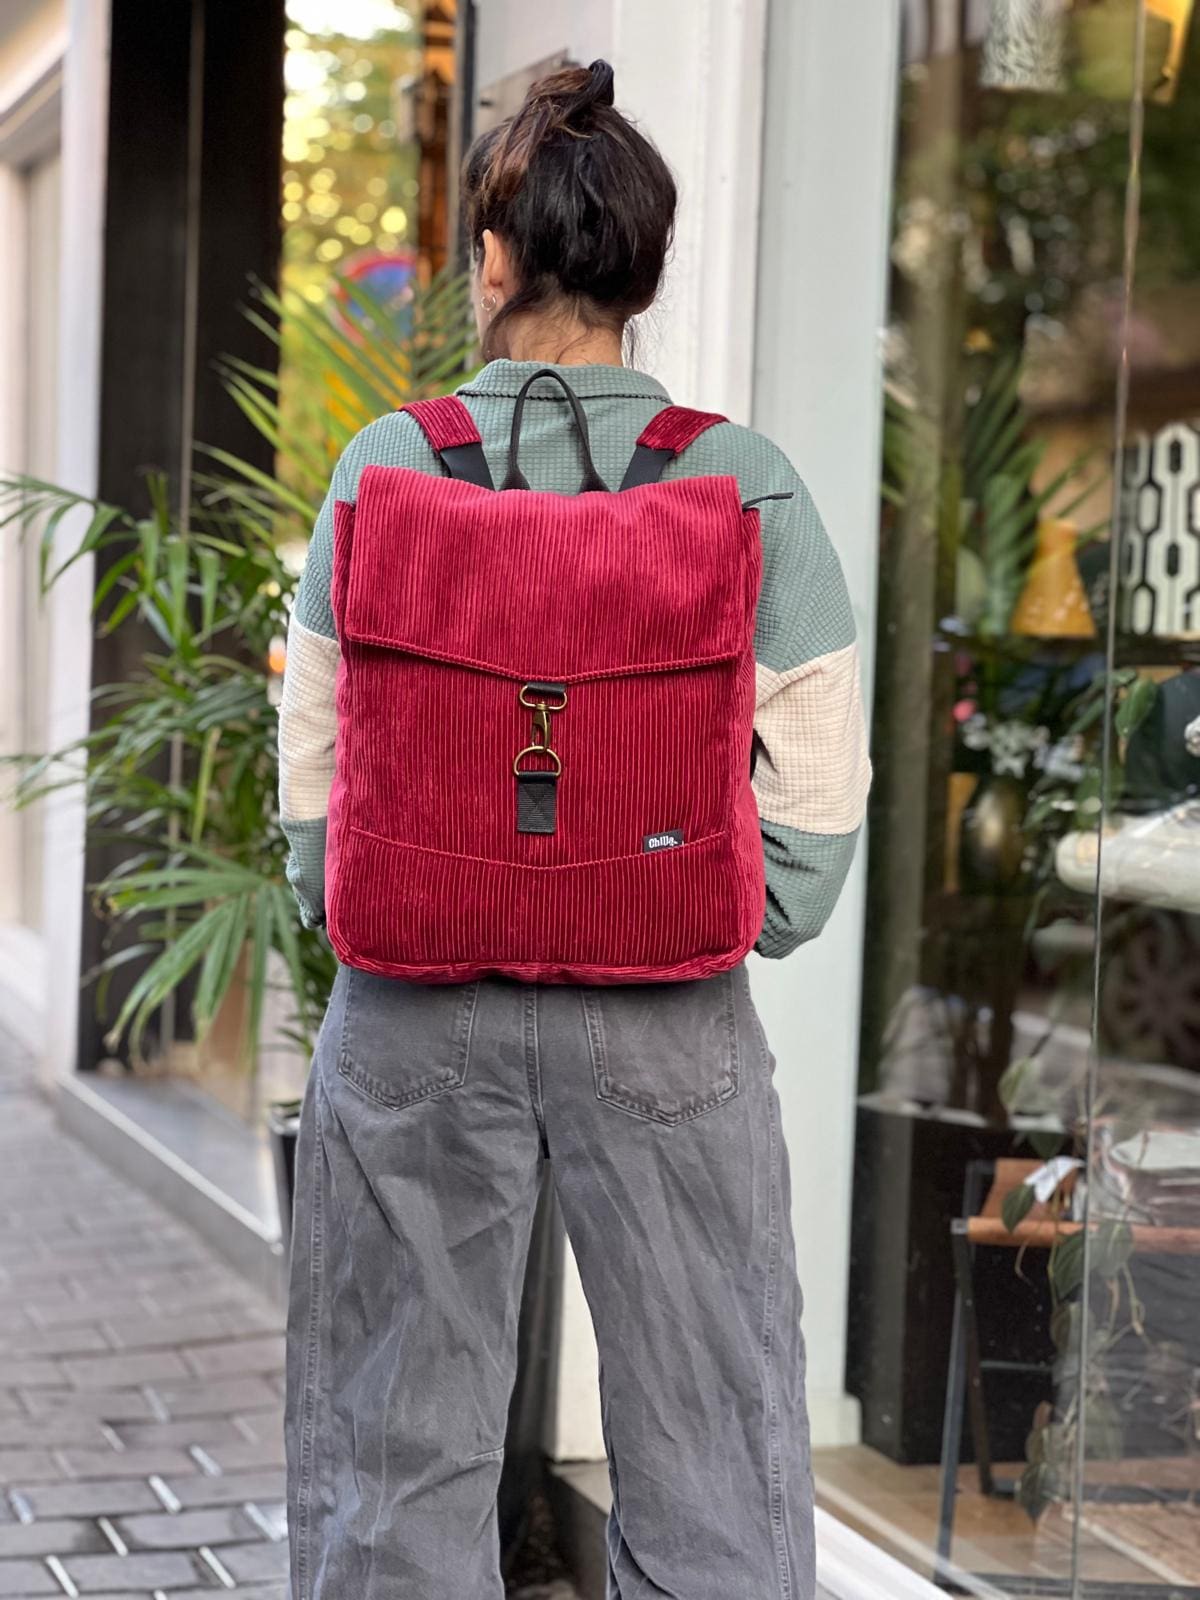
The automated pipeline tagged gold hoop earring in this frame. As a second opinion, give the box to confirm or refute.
[480,293,498,317]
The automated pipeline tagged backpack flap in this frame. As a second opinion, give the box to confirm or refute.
[336,465,758,679]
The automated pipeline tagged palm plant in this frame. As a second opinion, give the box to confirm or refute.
[882,351,1105,641]
[1,269,479,1069]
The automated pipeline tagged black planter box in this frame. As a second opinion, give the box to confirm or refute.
[846,1095,1056,1464]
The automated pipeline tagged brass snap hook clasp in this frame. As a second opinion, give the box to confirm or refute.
[514,681,567,780]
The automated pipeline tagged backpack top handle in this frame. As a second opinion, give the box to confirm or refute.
[501,368,610,494]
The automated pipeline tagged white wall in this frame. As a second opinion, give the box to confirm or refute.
[0,162,30,932]
[38,0,110,1088]
[750,2,900,1443]
[0,0,67,1053]
[474,0,612,88]
[611,0,766,420]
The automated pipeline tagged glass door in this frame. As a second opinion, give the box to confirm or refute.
[829,3,1200,1594]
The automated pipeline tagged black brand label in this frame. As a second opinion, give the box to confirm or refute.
[643,830,685,853]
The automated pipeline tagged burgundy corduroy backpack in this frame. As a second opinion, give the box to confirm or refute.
[327,367,766,984]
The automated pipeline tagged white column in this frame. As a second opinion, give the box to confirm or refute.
[0,162,29,926]
[612,0,768,419]
[38,0,110,1089]
[750,0,900,1445]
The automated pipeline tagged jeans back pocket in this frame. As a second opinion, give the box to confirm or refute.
[337,968,479,1110]
[582,970,740,1126]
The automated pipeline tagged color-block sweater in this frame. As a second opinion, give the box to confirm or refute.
[279,361,871,959]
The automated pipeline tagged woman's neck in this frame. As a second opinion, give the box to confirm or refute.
[500,315,624,368]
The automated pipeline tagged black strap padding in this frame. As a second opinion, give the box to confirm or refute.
[619,445,675,491]
[438,441,494,489]
[502,368,609,493]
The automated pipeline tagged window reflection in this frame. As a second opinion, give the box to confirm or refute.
[842,5,1200,1594]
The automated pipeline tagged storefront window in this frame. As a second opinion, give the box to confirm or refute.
[838,3,1200,1592]
[278,0,422,503]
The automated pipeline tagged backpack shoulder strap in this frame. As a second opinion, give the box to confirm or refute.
[401,397,495,490]
[619,406,727,490]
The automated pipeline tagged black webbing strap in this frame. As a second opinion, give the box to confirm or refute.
[619,445,676,491]
[439,442,495,489]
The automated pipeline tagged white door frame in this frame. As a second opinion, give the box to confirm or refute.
[0,41,65,1055]
[37,0,111,1090]
[0,1,110,1081]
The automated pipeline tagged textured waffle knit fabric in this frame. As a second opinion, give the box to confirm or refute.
[279,361,871,960]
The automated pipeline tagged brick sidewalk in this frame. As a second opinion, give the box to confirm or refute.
[0,1048,288,1599]
[0,1046,577,1600]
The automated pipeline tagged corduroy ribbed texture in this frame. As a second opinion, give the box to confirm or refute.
[638,405,725,453]
[326,455,765,983]
[400,395,482,451]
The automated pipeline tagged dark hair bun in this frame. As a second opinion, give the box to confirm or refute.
[521,59,615,137]
[462,56,676,355]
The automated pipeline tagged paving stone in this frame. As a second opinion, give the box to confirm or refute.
[101,1310,234,1352]
[179,1335,284,1380]
[115,1505,262,1548]
[27,1297,150,1331]
[0,1557,60,1594]
[3,1245,123,1281]
[0,1291,72,1322]
[0,1454,64,1485]
[111,1417,248,1450]
[163,1469,284,1509]
[148,1376,279,1418]
[216,1537,289,1583]
[227,1410,280,1442]
[0,1326,109,1359]
[0,1365,61,1390]
[143,1280,263,1317]
[21,1390,157,1423]
[244,1500,287,1542]
[17,1479,163,1518]
[0,1418,109,1449]
[200,1432,285,1474]
[56,1446,198,1481]
[0,1518,109,1557]
[38,1593,150,1600]
[60,1351,190,1391]
[59,1549,204,1590]
[171,1588,287,1600]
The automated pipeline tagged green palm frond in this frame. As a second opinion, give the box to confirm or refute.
[2,268,480,1071]
[881,353,1106,639]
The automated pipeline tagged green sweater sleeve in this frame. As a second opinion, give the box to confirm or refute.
[665,426,872,957]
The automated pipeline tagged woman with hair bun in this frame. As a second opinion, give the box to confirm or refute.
[280,57,869,1600]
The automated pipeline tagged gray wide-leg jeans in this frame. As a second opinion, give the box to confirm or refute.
[284,962,814,1600]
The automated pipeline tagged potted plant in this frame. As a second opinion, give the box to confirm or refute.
[1,268,478,1141]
